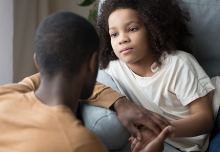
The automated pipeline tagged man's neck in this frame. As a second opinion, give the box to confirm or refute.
[34,75,82,113]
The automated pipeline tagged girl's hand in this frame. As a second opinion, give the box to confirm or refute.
[130,126,175,152]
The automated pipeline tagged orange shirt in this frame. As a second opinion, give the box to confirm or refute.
[0,85,107,152]
[18,73,124,108]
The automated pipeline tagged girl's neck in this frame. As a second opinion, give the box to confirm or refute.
[127,55,156,77]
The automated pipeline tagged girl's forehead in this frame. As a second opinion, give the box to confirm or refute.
[108,8,140,27]
[109,8,138,19]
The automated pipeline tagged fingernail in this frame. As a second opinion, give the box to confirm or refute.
[137,137,141,141]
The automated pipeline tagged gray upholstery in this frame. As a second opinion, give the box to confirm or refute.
[183,0,220,78]
[79,70,130,151]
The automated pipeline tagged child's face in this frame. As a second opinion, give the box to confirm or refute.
[108,8,152,65]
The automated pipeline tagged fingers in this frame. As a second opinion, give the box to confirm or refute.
[140,111,171,135]
[139,117,161,135]
[131,138,145,152]
[127,124,142,141]
[157,126,175,142]
[129,136,135,142]
[131,138,138,151]
[151,112,171,126]
[146,121,161,135]
[131,140,143,152]
[117,101,171,138]
[131,109,162,135]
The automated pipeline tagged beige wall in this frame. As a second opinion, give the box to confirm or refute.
[0,0,99,84]
[13,0,98,82]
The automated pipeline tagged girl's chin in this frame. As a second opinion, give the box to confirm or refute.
[121,60,135,65]
[117,55,136,64]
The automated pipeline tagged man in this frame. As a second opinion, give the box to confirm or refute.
[0,11,107,152]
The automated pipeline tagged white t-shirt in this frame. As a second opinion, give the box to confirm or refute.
[105,50,215,151]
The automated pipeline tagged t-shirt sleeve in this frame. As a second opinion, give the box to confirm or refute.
[172,52,215,106]
[84,82,125,109]
[18,73,124,109]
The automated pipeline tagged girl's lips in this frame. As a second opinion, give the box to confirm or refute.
[121,48,133,54]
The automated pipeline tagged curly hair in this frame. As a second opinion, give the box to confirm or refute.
[96,0,193,69]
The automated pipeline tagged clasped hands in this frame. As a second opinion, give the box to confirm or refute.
[113,97,175,152]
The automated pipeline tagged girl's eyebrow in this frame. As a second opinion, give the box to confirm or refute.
[109,20,140,30]
[125,20,140,26]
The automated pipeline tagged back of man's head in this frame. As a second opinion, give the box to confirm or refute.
[34,11,99,76]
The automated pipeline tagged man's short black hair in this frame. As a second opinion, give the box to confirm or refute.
[35,11,99,76]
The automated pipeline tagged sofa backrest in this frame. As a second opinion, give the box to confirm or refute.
[182,0,220,78]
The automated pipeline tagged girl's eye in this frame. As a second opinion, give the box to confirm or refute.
[129,27,137,32]
[110,33,117,38]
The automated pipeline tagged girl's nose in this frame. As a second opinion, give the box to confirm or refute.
[119,34,130,44]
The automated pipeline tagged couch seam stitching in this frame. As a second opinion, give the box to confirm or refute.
[90,113,117,131]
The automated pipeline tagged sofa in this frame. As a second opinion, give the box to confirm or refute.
[79,0,220,151]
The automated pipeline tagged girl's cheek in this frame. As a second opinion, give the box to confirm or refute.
[110,41,115,48]
[114,51,120,58]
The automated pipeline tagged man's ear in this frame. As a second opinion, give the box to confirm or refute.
[33,53,39,70]
[88,52,98,73]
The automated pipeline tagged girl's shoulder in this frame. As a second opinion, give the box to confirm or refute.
[168,50,208,78]
[169,50,200,69]
[171,50,196,64]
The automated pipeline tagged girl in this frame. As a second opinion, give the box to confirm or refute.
[96,0,216,151]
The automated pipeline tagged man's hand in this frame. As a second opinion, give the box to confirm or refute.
[129,126,158,152]
[113,97,171,141]
[130,126,174,152]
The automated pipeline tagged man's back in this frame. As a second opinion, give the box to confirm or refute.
[0,85,107,152]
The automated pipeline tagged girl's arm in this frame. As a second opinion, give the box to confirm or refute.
[171,94,214,137]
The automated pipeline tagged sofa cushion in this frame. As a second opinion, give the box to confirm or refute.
[79,70,130,150]
[182,0,220,78]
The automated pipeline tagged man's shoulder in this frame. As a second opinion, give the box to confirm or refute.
[0,83,32,95]
[0,88,34,107]
[18,73,40,90]
[0,73,40,95]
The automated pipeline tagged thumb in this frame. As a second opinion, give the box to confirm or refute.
[156,126,174,142]
[128,124,142,141]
